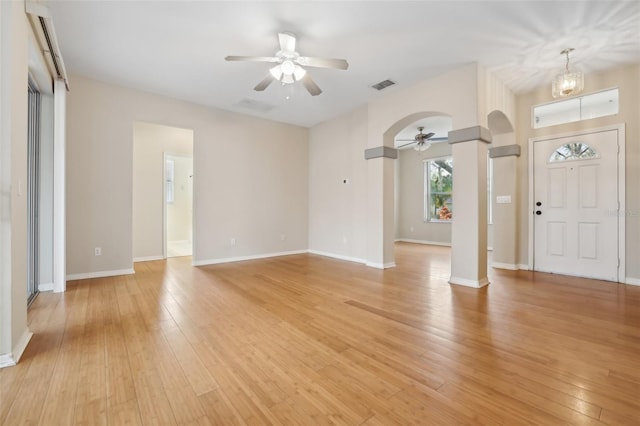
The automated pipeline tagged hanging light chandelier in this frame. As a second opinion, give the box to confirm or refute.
[552,48,584,98]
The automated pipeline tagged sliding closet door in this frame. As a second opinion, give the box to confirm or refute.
[27,79,41,305]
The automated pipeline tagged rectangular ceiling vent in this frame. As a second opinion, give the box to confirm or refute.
[371,79,396,91]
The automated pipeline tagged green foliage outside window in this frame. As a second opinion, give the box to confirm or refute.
[425,157,453,221]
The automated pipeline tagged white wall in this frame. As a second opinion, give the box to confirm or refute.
[66,75,309,276]
[132,122,193,260]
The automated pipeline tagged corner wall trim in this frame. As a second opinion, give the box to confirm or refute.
[133,256,164,263]
[489,144,521,158]
[1,329,34,368]
[38,282,54,292]
[448,126,492,145]
[66,268,135,281]
[364,146,398,160]
[193,250,308,267]
[395,238,451,247]
[625,277,640,286]
[491,262,519,271]
[365,262,396,269]
[308,250,366,265]
[449,276,490,288]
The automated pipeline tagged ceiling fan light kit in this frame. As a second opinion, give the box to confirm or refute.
[552,48,584,98]
[225,32,348,96]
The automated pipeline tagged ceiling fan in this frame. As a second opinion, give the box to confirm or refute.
[225,32,349,96]
[396,127,447,151]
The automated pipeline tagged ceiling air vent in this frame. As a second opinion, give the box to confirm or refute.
[371,79,396,91]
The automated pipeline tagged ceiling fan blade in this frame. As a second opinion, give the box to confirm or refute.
[278,32,296,52]
[297,57,349,70]
[396,139,417,142]
[225,56,279,63]
[254,74,275,91]
[397,141,417,149]
[429,137,448,141]
[422,132,436,139]
[301,74,322,96]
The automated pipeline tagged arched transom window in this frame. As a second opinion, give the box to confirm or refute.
[549,142,599,162]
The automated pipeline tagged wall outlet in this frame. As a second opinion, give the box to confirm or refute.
[496,195,512,204]
[280,234,286,241]
[343,236,348,245]
[94,247,102,256]
[410,226,414,233]
[230,238,236,246]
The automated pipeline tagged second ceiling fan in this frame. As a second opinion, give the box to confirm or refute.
[225,32,349,96]
[396,127,447,151]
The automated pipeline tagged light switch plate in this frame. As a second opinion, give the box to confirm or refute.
[496,195,512,204]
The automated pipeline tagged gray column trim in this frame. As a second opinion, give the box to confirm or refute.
[448,125,492,145]
[364,146,398,160]
[489,144,521,158]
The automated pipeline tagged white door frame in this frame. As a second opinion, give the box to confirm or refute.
[528,124,626,282]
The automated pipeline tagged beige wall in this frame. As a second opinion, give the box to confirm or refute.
[515,63,640,279]
[308,106,369,261]
[396,143,452,244]
[132,122,193,260]
[66,75,309,275]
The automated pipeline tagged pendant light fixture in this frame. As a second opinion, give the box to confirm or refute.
[552,48,584,98]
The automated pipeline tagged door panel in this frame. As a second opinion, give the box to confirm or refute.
[533,130,618,281]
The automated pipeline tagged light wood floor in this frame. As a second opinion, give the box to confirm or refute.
[2,243,640,425]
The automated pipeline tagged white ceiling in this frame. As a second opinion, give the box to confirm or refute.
[47,1,640,128]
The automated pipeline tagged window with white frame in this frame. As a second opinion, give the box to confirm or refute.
[424,157,453,222]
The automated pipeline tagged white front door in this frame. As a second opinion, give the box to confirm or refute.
[533,129,619,281]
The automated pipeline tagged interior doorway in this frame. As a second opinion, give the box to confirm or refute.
[132,122,194,262]
[530,126,625,282]
[164,154,193,257]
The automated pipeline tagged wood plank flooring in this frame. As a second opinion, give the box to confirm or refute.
[2,242,640,425]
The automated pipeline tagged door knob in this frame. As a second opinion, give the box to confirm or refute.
[536,201,542,206]
[535,210,542,215]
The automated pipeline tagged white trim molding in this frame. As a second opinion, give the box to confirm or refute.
[308,250,366,265]
[133,255,164,263]
[449,276,490,288]
[193,250,308,267]
[38,282,53,292]
[66,268,135,281]
[0,328,33,368]
[395,238,451,247]
[491,262,519,271]
[366,262,396,269]
[625,277,640,286]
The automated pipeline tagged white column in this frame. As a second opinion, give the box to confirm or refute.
[53,78,66,293]
[448,126,492,287]
[365,147,397,269]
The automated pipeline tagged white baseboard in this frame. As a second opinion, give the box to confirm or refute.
[38,282,54,292]
[449,276,490,288]
[1,328,33,368]
[193,250,308,267]
[491,262,519,271]
[133,255,164,262]
[366,262,396,269]
[396,238,451,247]
[66,268,135,281]
[517,264,531,270]
[308,250,366,265]
[625,277,640,286]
